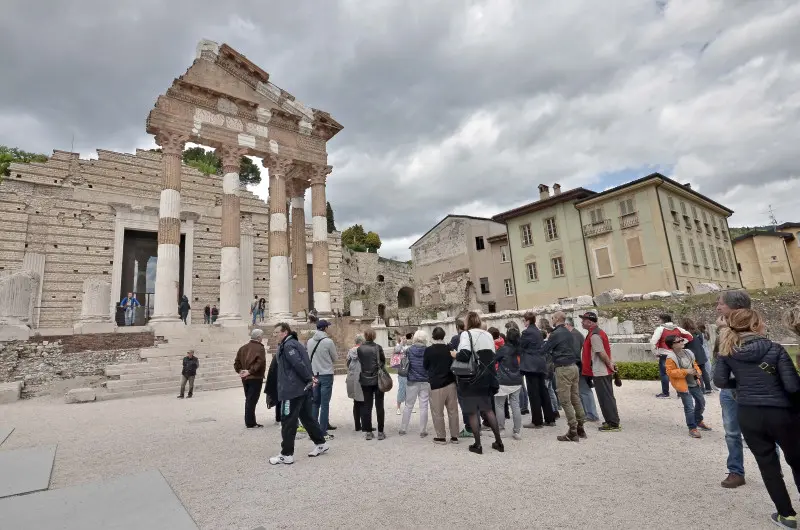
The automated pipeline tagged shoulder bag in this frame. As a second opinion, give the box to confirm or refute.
[376,347,394,393]
[451,331,477,377]
[397,350,411,378]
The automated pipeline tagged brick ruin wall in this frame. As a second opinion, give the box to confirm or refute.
[0,149,343,327]
[342,248,413,318]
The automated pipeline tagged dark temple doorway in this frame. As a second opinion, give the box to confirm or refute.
[307,263,315,312]
[118,229,185,326]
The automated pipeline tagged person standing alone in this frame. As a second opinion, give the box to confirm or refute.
[270,322,329,465]
[177,349,199,399]
[234,329,267,428]
[307,320,338,440]
[120,292,140,326]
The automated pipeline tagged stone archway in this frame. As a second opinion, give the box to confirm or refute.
[397,286,414,308]
[378,303,386,318]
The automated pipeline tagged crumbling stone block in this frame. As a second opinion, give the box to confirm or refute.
[0,381,23,404]
[65,388,96,404]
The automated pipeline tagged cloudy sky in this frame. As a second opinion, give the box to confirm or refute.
[2,0,799,260]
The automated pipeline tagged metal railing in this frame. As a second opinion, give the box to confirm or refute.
[583,219,612,237]
[619,213,639,229]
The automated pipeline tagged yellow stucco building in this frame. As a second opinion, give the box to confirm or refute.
[733,225,799,289]
[493,173,744,307]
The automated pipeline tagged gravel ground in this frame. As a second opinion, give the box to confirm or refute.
[1,376,794,529]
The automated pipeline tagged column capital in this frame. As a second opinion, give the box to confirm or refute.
[309,164,332,186]
[154,131,189,156]
[215,145,248,174]
[265,155,294,178]
[286,177,309,199]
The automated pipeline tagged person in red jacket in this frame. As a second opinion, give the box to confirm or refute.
[650,314,693,399]
[579,312,621,432]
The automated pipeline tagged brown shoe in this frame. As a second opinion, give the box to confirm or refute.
[721,473,745,488]
[557,428,580,442]
[576,424,587,439]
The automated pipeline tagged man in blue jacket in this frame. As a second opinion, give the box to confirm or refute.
[269,322,330,465]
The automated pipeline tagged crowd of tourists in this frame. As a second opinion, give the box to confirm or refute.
[222,290,800,529]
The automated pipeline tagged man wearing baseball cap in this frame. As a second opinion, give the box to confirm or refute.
[579,312,621,432]
[307,319,339,439]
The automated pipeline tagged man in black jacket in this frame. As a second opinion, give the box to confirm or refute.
[520,311,557,428]
[543,312,586,441]
[269,323,329,465]
[178,349,199,399]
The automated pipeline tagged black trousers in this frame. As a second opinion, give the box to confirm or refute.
[524,372,556,426]
[739,405,800,517]
[353,401,362,430]
[281,393,326,456]
[360,385,385,433]
[275,401,282,422]
[593,375,620,426]
[242,379,263,427]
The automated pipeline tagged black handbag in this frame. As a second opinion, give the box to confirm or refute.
[451,331,477,377]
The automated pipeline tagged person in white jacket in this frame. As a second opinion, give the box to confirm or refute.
[649,314,693,399]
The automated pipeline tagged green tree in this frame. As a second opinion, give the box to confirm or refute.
[364,231,382,253]
[341,224,367,248]
[180,146,261,185]
[326,201,337,233]
[238,156,261,186]
[0,145,49,180]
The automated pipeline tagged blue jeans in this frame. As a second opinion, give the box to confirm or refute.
[720,388,745,476]
[579,375,599,421]
[678,386,705,430]
[312,374,334,435]
[124,308,134,326]
[658,355,670,395]
[520,382,529,411]
[397,375,407,404]
[547,374,560,411]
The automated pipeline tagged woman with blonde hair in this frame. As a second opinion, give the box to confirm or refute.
[714,309,800,528]
[399,329,431,437]
[452,311,503,454]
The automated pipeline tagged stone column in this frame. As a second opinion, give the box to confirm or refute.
[216,146,245,323]
[288,178,309,317]
[310,165,333,316]
[267,156,293,321]
[151,131,187,322]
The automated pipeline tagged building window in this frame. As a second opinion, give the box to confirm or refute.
[500,245,509,262]
[488,302,496,313]
[691,205,699,219]
[551,257,565,278]
[710,246,719,269]
[589,207,605,225]
[526,262,538,282]
[727,249,736,270]
[619,198,636,216]
[475,236,485,251]
[520,224,533,247]
[689,238,698,265]
[702,211,708,222]
[479,277,490,294]
[626,236,645,267]
[677,235,688,263]
[680,201,687,215]
[377,275,384,283]
[717,247,727,271]
[504,278,514,296]
[544,217,558,241]
[711,216,717,228]
[699,242,709,267]
[593,247,613,277]
[668,196,676,211]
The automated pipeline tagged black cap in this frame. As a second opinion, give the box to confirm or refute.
[578,312,598,322]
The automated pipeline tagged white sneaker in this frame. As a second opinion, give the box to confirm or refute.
[308,442,330,458]
[396,409,401,416]
[512,432,522,441]
[269,454,294,465]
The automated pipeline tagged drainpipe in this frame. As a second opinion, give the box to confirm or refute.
[503,221,520,309]
[574,203,596,298]
[655,183,679,291]
[782,237,796,286]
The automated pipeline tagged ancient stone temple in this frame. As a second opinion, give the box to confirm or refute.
[0,40,344,336]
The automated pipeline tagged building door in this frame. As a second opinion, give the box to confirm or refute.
[307,263,314,311]
[119,229,185,325]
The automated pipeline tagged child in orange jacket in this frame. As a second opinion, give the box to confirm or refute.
[664,335,712,438]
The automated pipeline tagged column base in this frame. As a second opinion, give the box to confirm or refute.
[73,322,117,335]
[217,317,248,330]
[266,313,294,326]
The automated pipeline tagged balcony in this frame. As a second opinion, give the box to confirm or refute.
[619,213,639,229]
[583,219,612,237]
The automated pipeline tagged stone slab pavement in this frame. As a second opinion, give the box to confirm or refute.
[0,444,56,498]
[0,376,793,529]
[0,470,198,530]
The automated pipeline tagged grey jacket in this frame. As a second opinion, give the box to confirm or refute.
[307,331,338,376]
[346,347,364,401]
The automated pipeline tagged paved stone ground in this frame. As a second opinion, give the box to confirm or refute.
[1,376,794,529]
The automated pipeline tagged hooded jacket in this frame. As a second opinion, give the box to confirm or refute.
[307,330,338,376]
[494,342,523,386]
[179,296,190,316]
[543,324,576,367]
[650,323,692,356]
[519,325,546,374]
[713,335,800,409]
[276,334,314,401]
[405,343,429,383]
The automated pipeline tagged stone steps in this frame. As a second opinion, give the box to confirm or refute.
[106,373,241,391]
[96,379,241,401]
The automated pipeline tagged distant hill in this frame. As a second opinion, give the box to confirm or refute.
[729,225,773,238]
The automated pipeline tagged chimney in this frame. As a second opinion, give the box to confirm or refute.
[684,183,692,189]
[553,183,562,195]
[538,184,550,201]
